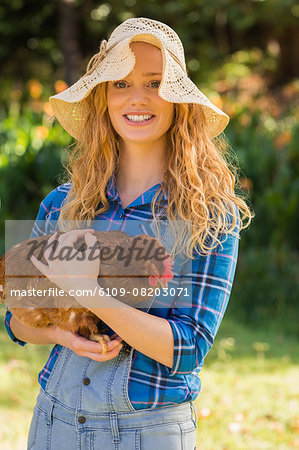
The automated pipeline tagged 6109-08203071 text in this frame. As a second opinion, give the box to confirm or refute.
[7,286,190,299]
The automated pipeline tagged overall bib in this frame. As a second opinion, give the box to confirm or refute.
[27,300,197,449]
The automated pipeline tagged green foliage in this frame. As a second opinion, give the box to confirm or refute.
[0,104,72,254]
[229,245,299,335]
[228,113,299,249]
[228,107,298,333]
[208,51,298,333]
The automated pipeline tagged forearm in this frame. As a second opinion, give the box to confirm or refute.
[81,291,174,369]
[10,314,57,345]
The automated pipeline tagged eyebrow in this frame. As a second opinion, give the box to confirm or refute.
[112,72,162,83]
[142,72,162,76]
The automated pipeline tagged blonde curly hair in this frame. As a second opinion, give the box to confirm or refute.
[57,81,254,259]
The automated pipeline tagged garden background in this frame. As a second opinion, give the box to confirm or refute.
[0,1,298,448]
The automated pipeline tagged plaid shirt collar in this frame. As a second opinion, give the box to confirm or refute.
[106,172,168,206]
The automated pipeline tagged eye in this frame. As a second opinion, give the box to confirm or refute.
[113,81,128,88]
[149,80,161,88]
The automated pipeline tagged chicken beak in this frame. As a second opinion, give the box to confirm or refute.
[145,260,151,276]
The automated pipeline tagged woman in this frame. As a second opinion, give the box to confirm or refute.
[5,17,253,449]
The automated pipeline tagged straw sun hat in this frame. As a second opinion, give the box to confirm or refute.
[49,17,229,139]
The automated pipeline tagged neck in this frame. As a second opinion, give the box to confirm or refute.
[116,139,167,194]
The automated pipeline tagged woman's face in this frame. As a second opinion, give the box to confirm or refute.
[106,41,174,148]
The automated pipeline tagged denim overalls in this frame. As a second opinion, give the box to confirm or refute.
[27,296,197,449]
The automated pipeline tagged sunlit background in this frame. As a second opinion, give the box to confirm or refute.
[0,1,298,449]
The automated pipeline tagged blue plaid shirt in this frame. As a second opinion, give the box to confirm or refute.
[5,173,240,409]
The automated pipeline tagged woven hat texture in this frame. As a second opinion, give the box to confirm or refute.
[49,17,229,139]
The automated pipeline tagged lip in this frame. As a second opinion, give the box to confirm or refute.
[123,114,156,126]
[124,112,156,115]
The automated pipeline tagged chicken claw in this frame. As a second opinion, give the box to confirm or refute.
[89,333,111,354]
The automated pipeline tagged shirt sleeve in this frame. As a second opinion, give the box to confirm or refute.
[167,213,240,375]
[4,191,57,346]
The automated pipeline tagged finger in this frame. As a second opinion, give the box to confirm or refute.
[72,334,112,353]
[30,255,52,277]
[48,231,58,243]
[108,335,123,346]
[82,343,123,362]
[106,338,123,351]
[97,344,123,361]
[30,255,64,287]
[84,229,96,235]
[85,232,97,242]
[77,336,122,354]
[44,230,86,262]
[60,229,96,247]
[52,230,75,248]
[79,337,122,355]
[110,333,123,342]
[84,232,100,257]
[44,233,60,260]
[48,230,96,261]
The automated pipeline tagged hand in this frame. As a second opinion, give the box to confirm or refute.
[48,326,123,362]
[30,229,100,295]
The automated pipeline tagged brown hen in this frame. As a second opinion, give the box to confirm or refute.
[0,230,174,354]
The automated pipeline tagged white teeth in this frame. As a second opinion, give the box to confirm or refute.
[126,114,153,122]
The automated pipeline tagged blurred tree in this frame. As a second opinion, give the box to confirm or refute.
[57,0,83,84]
[0,0,298,89]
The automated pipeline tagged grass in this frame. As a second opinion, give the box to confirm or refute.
[0,304,298,449]
[195,319,299,449]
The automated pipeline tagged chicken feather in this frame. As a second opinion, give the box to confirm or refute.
[0,230,174,355]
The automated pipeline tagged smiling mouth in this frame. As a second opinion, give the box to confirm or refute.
[123,114,155,124]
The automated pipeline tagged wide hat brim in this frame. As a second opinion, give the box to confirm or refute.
[49,34,229,140]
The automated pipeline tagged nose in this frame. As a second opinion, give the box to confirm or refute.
[128,85,149,106]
